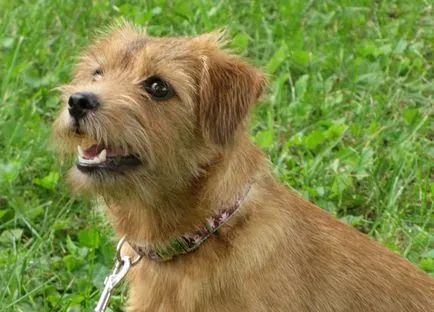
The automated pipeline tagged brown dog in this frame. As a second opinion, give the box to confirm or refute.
[53,24,434,311]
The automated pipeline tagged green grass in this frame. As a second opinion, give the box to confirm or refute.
[1,0,433,310]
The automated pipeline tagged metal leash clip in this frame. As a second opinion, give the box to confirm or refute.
[94,236,142,312]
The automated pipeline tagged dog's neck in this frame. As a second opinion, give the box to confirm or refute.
[102,134,268,245]
[129,181,253,261]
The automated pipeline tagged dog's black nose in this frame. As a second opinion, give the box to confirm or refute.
[68,92,100,119]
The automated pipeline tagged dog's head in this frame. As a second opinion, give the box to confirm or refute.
[53,24,265,195]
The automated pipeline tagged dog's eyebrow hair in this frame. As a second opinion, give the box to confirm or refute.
[127,38,147,53]
[115,38,148,70]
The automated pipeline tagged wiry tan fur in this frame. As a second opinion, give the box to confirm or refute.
[53,24,434,311]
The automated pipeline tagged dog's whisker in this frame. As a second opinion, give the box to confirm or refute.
[118,94,141,107]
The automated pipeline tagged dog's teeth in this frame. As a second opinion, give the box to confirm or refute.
[98,149,107,163]
[77,145,84,157]
[78,148,107,166]
[79,157,100,165]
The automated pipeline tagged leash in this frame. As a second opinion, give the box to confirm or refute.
[94,236,141,312]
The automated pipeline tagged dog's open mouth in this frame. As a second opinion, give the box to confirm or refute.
[76,144,141,173]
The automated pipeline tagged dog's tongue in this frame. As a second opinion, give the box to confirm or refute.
[83,144,117,159]
[83,144,104,159]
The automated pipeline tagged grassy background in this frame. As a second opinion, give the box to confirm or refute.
[1,0,433,311]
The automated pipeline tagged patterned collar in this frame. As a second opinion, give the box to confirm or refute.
[128,182,253,262]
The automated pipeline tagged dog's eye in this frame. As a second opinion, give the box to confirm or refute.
[142,77,173,100]
[92,68,103,81]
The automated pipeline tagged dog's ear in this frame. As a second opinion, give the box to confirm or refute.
[197,34,266,145]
